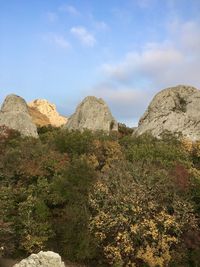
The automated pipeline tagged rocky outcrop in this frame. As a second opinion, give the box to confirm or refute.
[28,106,51,127]
[28,99,67,127]
[65,96,118,132]
[13,251,65,267]
[0,94,38,138]
[134,85,200,141]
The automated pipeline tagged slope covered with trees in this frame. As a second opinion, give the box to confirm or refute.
[0,125,200,266]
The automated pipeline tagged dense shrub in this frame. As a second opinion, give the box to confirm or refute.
[0,127,200,266]
[89,161,199,267]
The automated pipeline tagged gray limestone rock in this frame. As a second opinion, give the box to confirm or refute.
[65,96,118,132]
[13,251,65,267]
[0,94,38,138]
[134,85,200,141]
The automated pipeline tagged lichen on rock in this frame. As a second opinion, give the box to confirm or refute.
[65,96,118,132]
[0,94,38,138]
[134,85,200,141]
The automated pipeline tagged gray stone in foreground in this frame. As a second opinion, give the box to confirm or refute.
[0,94,38,138]
[134,85,200,141]
[13,251,65,267]
[65,96,118,132]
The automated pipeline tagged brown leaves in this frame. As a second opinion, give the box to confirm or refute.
[171,164,190,192]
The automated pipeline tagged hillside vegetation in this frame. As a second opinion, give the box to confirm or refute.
[0,125,200,267]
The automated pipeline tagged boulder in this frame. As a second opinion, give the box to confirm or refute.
[0,94,38,138]
[65,96,118,132]
[13,251,65,267]
[28,99,67,127]
[134,85,200,141]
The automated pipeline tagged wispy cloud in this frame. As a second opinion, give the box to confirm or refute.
[94,21,109,31]
[53,35,70,49]
[170,20,200,52]
[101,19,200,88]
[45,34,71,49]
[112,7,132,25]
[46,12,58,23]
[91,19,200,126]
[102,44,183,82]
[59,4,80,16]
[70,26,96,47]
[88,82,151,126]
[136,0,156,8]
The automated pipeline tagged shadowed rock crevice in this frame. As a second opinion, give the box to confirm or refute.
[28,106,51,127]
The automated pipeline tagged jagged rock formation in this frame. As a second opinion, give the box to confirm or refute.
[13,251,65,267]
[0,94,38,138]
[28,106,51,127]
[134,85,200,141]
[28,99,67,127]
[65,96,118,132]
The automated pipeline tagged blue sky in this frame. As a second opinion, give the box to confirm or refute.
[0,0,200,126]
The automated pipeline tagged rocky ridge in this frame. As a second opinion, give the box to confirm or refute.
[28,99,67,127]
[65,96,118,132]
[134,85,200,141]
[0,94,38,138]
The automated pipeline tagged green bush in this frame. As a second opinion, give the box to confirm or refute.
[1,127,200,266]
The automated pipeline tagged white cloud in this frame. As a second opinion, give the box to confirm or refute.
[90,19,200,126]
[70,26,96,47]
[45,34,71,49]
[59,4,80,16]
[103,45,183,81]
[101,20,200,89]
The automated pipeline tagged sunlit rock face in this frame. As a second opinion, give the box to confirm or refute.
[134,85,200,141]
[28,106,51,127]
[13,251,65,267]
[65,96,118,132]
[0,94,38,138]
[28,99,67,127]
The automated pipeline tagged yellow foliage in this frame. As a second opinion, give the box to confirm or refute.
[181,138,193,153]
[182,138,200,158]
[91,140,124,171]
[89,163,193,266]
[137,243,170,267]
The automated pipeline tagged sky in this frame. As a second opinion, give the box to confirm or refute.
[0,0,200,126]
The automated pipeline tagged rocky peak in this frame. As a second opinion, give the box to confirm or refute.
[28,99,67,127]
[134,85,200,141]
[0,94,38,138]
[1,94,28,113]
[65,96,118,132]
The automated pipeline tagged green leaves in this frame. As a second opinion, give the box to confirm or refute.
[1,126,200,265]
